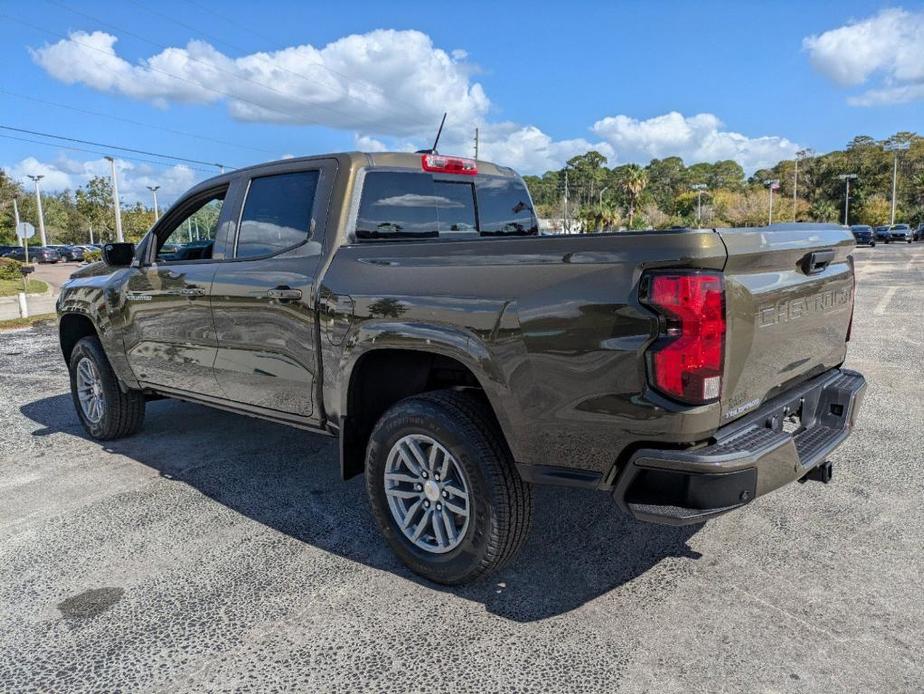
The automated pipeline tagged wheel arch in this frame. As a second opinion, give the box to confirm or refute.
[337,329,520,481]
[59,312,100,365]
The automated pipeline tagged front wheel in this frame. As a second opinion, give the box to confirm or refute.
[69,336,145,440]
[365,390,532,585]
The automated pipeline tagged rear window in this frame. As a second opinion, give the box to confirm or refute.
[356,171,536,240]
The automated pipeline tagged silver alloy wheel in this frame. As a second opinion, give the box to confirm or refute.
[75,357,105,424]
[384,433,471,554]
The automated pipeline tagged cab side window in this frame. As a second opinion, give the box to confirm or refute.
[236,171,320,259]
[157,190,226,262]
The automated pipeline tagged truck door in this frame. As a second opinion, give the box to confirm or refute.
[122,184,233,397]
[209,159,337,422]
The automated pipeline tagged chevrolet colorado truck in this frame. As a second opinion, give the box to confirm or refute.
[57,152,866,584]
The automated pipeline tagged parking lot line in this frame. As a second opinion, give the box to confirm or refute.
[873,286,897,315]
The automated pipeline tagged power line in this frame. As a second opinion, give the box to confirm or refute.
[41,1,375,126]
[160,0,385,97]
[2,13,336,127]
[0,87,275,157]
[0,125,233,170]
[0,132,219,174]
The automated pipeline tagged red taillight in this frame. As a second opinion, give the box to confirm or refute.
[421,154,477,175]
[642,271,726,404]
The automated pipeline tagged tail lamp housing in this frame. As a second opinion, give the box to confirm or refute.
[640,271,726,405]
[421,154,478,175]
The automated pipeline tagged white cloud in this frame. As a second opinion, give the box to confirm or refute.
[592,112,798,171]
[3,155,200,205]
[472,123,614,173]
[31,29,490,136]
[803,8,924,105]
[29,29,800,175]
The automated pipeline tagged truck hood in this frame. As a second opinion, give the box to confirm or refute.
[67,261,113,279]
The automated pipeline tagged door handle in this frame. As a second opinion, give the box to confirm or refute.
[180,285,207,296]
[801,249,835,275]
[266,286,303,301]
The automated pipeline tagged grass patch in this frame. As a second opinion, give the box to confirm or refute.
[0,278,49,297]
[0,312,57,331]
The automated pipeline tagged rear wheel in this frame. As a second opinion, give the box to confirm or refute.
[69,336,145,440]
[365,390,531,585]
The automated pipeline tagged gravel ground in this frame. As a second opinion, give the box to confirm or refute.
[0,244,922,693]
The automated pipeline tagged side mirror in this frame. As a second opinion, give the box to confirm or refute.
[102,242,135,266]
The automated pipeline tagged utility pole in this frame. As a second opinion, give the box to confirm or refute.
[474,127,479,160]
[104,156,124,242]
[764,179,780,225]
[147,185,161,220]
[884,141,909,226]
[838,174,858,225]
[563,169,569,232]
[691,184,707,227]
[12,197,21,245]
[26,175,47,246]
[793,149,811,222]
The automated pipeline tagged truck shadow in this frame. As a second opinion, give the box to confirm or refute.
[21,394,702,623]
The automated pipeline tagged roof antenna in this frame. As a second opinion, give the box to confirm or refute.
[416,112,447,155]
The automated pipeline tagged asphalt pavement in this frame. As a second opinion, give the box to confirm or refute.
[0,243,922,692]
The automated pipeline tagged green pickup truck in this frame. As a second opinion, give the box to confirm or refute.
[57,151,865,584]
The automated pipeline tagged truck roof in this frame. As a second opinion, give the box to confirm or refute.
[188,151,519,196]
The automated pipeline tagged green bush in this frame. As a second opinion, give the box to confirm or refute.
[83,248,102,263]
[0,257,23,280]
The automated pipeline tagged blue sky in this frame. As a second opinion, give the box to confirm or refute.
[2,0,922,204]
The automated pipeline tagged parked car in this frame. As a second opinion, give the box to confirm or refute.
[914,223,924,242]
[48,245,85,262]
[0,244,19,257]
[57,151,866,584]
[849,225,876,246]
[874,225,892,243]
[889,224,913,243]
[5,246,60,263]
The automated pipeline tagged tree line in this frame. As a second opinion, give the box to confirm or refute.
[2,130,923,243]
[523,131,924,230]
[0,173,155,245]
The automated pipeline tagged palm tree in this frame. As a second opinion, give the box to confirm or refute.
[619,165,648,228]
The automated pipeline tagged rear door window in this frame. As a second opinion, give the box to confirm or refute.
[236,171,319,258]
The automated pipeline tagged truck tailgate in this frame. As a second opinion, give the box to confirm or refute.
[716,226,855,424]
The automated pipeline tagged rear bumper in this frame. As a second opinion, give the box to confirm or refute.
[613,368,866,525]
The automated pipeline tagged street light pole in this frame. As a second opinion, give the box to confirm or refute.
[12,197,21,245]
[598,185,610,206]
[793,148,812,222]
[691,184,707,227]
[105,156,124,242]
[884,141,909,226]
[26,174,47,246]
[838,174,858,225]
[764,179,780,225]
[146,185,161,220]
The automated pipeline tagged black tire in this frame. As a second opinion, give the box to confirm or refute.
[365,390,532,585]
[68,336,145,440]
